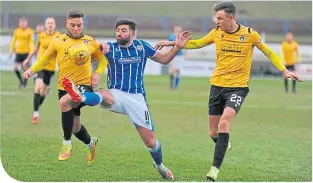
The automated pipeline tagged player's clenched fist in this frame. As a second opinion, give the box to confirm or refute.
[100,43,110,54]
[23,68,34,79]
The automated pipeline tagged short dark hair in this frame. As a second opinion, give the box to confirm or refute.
[67,8,84,19]
[116,19,136,31]
[19,17,27,21]
[213,1,236,16]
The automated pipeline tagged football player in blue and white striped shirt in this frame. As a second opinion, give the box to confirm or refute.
[62,19,191,180]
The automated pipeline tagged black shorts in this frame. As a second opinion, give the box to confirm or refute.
[36,70,55,85]
[15,54,29,63]
[58,85,93,116]
[209,85,249,115]
[286,65,295,71]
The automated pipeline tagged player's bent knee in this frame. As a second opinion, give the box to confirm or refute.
[59,96,72,111]
[218,119,230,133]
[143,139,156,148]
[97,90,114,105]
[222,107,237,119]
[209,115,221,124]
[209,131,218,137]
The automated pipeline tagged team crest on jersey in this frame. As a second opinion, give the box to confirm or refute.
[240,35,245,42]
[83,40,88,44]
[136,45,143,51]
[115,47,121,52]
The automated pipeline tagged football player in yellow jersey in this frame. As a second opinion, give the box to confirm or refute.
[9,17,34,88]
[155,2,302,181]
[23,9,108,164]
[23,17,60,125]
[281,32,301,93]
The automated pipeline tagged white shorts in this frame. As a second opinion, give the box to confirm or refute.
[170,56,184,71]
[100,89,154,131]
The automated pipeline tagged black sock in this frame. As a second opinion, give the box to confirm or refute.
[170,74,174,89]
[284,79,288,92]
[23,78,28,86]
[211,136,217,143]
[39,96,46,106]
[62,110,74,140]
[14,70,23,84]
[292,80,296,93]
[212,133,229,169]
[73,124,91,144]
[33,93,41,112]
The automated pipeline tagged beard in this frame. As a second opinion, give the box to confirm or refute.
[117,36,130,46]
[67,31,84,39]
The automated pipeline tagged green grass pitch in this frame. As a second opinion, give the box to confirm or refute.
[1,71,311,181]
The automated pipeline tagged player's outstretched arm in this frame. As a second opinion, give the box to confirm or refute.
[154,41,175,50]
[151,30,192,64]
[295,43,302,64]
[29,30,35,53]
[23,41,56,79]
[183,29,215,49]
[9,31,17,57]
[252,30,302,82]
[23,34,41,68]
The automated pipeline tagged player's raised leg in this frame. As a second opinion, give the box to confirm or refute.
[62,77,103,105]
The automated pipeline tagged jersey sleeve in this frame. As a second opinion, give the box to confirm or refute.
[91,39,108,75]
[141,40,157,57]
[251,29,267,50]
[28,29,35,52]
[91,39,104,60]
[35,34,41,49]
[31,38,57,72]
[184,29,215,49]
[251,29,286,71]
[9,30,17,53]
[295,42,301,62]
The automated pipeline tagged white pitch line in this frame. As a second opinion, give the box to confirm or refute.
[151,100,312,110]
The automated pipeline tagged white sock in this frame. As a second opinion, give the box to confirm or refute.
[87,138,94,149]
[148,140,160,152]
[63,140,71,145]
[33,111,39,117]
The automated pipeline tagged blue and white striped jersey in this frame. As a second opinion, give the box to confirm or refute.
[105,40,157,94]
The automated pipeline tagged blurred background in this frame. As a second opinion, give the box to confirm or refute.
[0,1,312,79]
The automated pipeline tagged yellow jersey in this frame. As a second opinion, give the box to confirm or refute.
[184,24,285,87]
[281,40,299,66]
[36,31,61,71]
[31,34,108,90]
[10,27,34,54]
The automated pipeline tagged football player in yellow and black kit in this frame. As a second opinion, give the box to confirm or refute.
[9,17,34,88]
[23,17,60,125]
[281,32,301,93]
[24,9,108,164]
[155,2,302,181]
